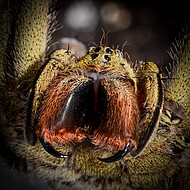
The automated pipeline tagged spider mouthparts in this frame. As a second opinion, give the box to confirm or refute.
[97,140,134,163]
[39,138,71,158]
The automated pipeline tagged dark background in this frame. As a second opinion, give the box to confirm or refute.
[51,0,189,73]
[0,0,189,190]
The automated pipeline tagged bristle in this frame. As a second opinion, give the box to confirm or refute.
[116,44,120,49]
[165,66,172,78]
[88,41,98,48]
[165,25,190,117]
[121,41,128,53]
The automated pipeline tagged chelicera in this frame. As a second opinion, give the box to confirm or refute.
[26,46,163,163]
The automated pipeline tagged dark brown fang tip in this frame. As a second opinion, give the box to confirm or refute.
[97,140,134,163]
[39,137,71,158]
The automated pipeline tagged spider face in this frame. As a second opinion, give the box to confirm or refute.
[26,46,163,163]
[83,46,127,68]
[89,46,117,63]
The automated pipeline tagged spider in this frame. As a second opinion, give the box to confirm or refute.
[0,1,189,190]
[25,46,163,163]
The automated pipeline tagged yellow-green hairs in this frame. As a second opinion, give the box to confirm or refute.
[0,1,189,190]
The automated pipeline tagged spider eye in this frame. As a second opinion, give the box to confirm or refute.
[104,55,111,62]
[91,54,99,60]
[106,48,113,54]
[94,47,101,52]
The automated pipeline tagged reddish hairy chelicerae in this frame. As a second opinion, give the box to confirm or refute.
[36,67,140,152]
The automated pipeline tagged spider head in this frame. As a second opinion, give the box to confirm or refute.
[26,47,163,163]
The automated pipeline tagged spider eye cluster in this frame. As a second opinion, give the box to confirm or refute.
[90,46,115,63]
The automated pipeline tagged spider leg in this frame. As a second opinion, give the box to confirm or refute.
[39,137,71,158]
[97,140,134,163]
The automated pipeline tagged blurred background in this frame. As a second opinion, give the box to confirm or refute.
[50,0,189,73]
[0,0,189,190]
